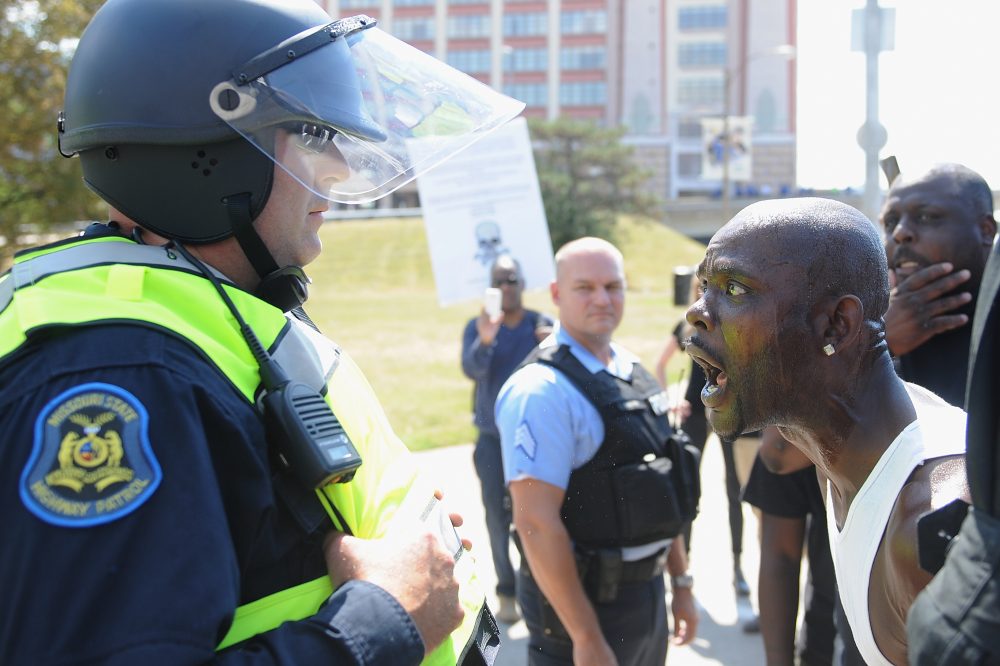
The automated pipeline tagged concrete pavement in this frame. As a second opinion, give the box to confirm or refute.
[413,434,766,665]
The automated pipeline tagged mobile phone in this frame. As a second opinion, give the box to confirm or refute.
[421,497,465,562]
[484,287,502,318]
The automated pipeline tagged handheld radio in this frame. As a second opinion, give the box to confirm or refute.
[172,241,362,488]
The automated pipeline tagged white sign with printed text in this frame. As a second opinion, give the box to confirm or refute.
[417,116,555,306]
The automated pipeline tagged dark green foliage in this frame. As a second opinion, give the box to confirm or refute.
[528,117,662,251]
[0,0,105,262]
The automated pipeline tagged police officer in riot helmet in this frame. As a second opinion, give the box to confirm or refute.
[0,0,522,662]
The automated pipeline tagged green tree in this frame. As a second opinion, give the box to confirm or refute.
[0,0,104,262]
[528,117,661,251]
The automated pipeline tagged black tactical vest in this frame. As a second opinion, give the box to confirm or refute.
[526,344,700,549]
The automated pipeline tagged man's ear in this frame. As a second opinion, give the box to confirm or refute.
[549,280,559,307]
[811,295,864,354]
[978,215,997,247]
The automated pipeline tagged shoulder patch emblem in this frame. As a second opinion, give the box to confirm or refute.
[20,382,161,527]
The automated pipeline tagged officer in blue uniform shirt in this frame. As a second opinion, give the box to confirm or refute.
[496,237,700,666]
[0,0,523,662]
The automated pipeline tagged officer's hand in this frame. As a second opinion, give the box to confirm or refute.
[885,262,972,356]
[323,528,465,655]
[434,488,473,551]
[670,587,699,645]
[571,633,619,666]
[475,308,504,346]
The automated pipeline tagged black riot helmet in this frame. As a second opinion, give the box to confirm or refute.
[60,0,523,309]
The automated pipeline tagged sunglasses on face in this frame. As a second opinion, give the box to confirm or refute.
[288,122,339,154]
[491,276,520,287]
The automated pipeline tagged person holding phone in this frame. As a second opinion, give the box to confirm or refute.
[462,254,553,623]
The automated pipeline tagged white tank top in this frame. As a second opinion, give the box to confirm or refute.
[826,383,967,666]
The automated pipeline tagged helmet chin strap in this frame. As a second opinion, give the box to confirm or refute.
[225,192,310,312]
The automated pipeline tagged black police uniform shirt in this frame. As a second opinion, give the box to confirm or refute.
[0,324,424,664]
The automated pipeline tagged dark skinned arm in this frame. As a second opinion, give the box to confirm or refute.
[877,456,971,664]
[757,512,807,666]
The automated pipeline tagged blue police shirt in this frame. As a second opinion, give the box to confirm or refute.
[494,324,637,490]
[0,324,423,664]
[495,325,673,559]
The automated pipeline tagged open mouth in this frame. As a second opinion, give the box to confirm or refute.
[686,345,728,407]
[893,260,922,279]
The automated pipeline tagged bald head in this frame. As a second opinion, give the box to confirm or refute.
[554,237,625,282]
[551,237,626,355]
[890,163,993,218]
[490,254,522,279]
[720,197,890,335]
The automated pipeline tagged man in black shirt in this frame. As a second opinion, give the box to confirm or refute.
[880,164,996,405]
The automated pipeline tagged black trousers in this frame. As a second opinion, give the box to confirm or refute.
[680,408,744,559]
[517,566,668,666]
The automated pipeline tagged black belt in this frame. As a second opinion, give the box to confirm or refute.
[576,547,667,583]
[514,530,666,602]
[619,550,668,582]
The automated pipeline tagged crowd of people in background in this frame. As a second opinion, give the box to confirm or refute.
[3,0,997,663]
[460,162,1000,666]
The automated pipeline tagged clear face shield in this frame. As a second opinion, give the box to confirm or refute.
[209,15,524,204]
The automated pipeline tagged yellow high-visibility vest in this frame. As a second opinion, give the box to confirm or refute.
[0,235,497,664]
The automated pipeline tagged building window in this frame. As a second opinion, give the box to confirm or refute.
[560,81,607,106]
[340,0,376,8]
[504,47,548,72]
[448,14,491,38]
[449,0,487,4]
[678,77,723,107]
[561,10,607,35]
[678,153,703,177]
[503,83,548,107]
[755,88,778,133]
[561,45,606,70]
[678,5,727,30]
[447,49,492,73]
[678,42,726,67]
[395,0,434,5]
[393,17,434,40]
[678,118,704,139]
[503,12,548,37]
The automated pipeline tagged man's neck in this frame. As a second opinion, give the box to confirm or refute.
[563,328,613,365]
[502,307,525,328]
[114,216,257,292]
[782,355,916,525]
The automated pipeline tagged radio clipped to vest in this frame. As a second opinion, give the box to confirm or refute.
[259,361,363,488]
[172,242,362,488]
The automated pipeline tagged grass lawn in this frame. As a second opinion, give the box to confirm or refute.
[307,215,708,451]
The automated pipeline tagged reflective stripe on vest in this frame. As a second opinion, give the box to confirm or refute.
[0,237,490,665]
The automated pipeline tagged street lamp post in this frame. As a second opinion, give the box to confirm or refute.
[720,45,795,223]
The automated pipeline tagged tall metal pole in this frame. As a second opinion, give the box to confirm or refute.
[859,0,888,223]
[721,68,731,224]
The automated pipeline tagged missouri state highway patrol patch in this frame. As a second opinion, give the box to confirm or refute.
[20,382,161,527]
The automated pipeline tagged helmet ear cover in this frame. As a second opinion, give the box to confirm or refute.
[79,136,274,244]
